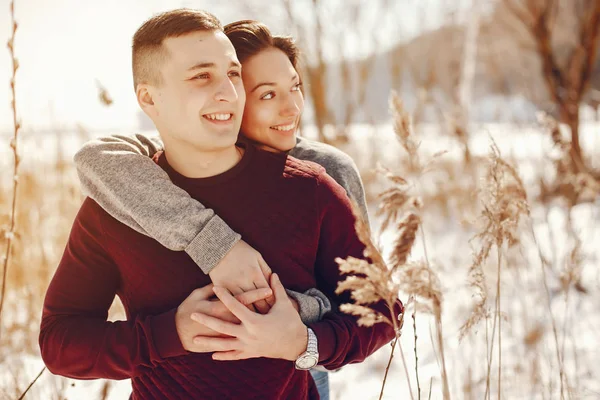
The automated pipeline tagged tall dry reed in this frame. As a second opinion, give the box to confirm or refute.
[1,0,21,341]
[336,91,453,400]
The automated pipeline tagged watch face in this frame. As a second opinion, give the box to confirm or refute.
[296,355,318,369]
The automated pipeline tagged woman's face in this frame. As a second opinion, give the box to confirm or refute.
[240,47,304,152]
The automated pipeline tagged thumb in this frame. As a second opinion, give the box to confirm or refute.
[270,273,288,302]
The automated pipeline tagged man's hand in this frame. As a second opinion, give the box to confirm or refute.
[190,273,309,362]
[175,284,273,353]
[209,240,273,314]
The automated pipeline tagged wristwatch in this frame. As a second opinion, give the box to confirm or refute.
[294,327,319,370]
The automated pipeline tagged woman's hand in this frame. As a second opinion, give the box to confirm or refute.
[191,273,309,361]
[175,284,273,353]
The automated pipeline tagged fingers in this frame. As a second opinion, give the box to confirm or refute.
[252,257,273,314]
[252,299,271,315]
[228,285,244,296]
[192,336,239,352]
[191,312,242,337]
[270,273,288,301]
[240,287,260,313]
[258,256,272,281]
[263,294,275,309]
[212,350,248,361]
[251,283,272,314]
[189,284,215,300]
[235,288,273,306]
[213,286,257,324]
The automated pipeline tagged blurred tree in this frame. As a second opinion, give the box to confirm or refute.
[502,0,600,173]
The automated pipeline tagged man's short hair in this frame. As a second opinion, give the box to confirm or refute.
[132,9,222,90]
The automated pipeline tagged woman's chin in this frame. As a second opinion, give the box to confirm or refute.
[268,134,297,152]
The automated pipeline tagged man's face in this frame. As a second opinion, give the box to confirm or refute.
[147,30,246,152]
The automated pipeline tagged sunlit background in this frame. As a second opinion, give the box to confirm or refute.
[1,0,599,399]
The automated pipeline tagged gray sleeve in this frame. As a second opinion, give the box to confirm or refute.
[290,139,370,227]
[323,157,370,227]
[73,133,241,274]
[286,288,332,324]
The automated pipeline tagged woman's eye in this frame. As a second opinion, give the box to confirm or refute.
[292,82,303,91]
[193,73,210,80]
[228,71,241,78]
[261,92,275,100]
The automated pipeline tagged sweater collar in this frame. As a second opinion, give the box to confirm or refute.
[154,141,255,188]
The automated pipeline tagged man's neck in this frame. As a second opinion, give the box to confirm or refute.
[162,142,243,179]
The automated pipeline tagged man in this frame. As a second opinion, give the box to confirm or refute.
[39,9,398,399]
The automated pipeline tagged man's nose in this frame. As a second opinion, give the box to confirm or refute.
[214,76,238,102]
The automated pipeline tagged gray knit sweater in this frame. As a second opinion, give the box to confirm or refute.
[73,134,369,323]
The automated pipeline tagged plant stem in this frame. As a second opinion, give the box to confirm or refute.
[379,336,398,400]
[497,248,502,400]
[484,247,502,400]
[398,340,416,400]
[530,224,567,400]
[0,0,21,341]
[17,367,46,400]
[419,227,450,400]
[428,377,433,400]
[413,304,421,400]
[380,304,414,400]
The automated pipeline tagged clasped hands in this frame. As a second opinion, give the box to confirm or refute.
[175,272,309,362]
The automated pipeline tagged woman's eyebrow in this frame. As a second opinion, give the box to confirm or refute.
[251,82,275,92]
[252,75,299,92]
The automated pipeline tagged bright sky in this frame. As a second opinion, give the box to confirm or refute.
[0,0,467,134]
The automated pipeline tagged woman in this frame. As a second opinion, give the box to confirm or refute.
[74,20,370,400]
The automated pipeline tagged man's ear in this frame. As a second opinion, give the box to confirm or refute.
[136,84,157,117]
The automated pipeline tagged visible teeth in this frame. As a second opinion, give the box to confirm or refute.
[272,123,295,131]
[205,113,232,121]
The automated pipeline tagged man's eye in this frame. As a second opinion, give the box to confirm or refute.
[228,71,241,78]
[261,92,275,100]
[193,73,210,80]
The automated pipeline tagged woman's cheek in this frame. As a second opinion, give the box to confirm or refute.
[254,105,276,130]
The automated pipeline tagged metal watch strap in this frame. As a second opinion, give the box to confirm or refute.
[306,328,318,354]
[294,327,319,370]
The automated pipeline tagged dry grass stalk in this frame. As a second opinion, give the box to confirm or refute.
[0,0,21,340]
[444,110,472,165]
[558,216,583,400]
[461,139,529,336]
[529,219,570,400]
[536,113,589,398]
[377,91,450,399]
[95,80,113,107]
[412,298,422,400]
[98,380,112,400]
[389,91,421,173]
[335,202,411,400]
[16,366,46,400]
[458,140,529,399]
[390,213,421,272]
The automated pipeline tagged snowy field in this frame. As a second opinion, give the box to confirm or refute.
[1,121,599,399]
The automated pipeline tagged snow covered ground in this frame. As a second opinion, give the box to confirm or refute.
[1,121,599,399]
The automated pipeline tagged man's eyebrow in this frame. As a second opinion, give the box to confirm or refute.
[187,61,241,71]
[251,74,299,93]
[188,62,215,71]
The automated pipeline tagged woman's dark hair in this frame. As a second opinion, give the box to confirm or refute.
[224,20,300,69]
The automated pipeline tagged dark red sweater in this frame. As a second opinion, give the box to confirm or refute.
[40,142,398,399]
